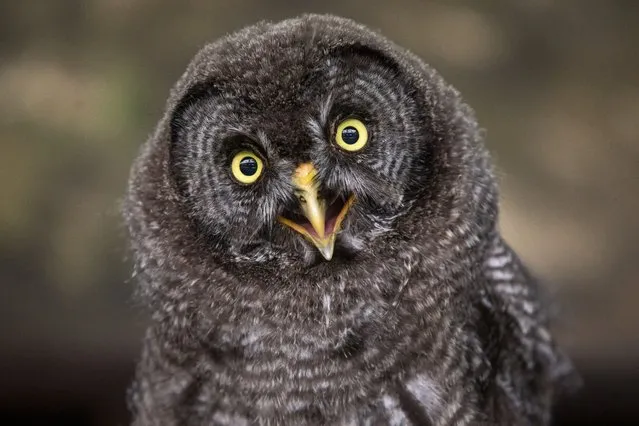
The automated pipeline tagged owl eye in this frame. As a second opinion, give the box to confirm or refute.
[335,118,368,152]
[231,151,263,184]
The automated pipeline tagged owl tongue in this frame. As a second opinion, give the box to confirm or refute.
[300,196,343,238]
[325,197,344,234]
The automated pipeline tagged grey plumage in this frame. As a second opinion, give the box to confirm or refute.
[124,14,574,426]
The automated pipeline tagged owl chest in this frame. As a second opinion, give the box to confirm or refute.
[204,317,448,423]
[204,309,389,416]
[202,330,453,425]
[214,316,377,387]
[198,264,468,422]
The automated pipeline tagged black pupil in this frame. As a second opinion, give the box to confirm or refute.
[239,157,258,176]
[341,126,359,145]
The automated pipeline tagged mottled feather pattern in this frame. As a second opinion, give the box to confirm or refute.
[124,14,574,426]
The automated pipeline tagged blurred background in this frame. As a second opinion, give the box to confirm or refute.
[1,0,637,424]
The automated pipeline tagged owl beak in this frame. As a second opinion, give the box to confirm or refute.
[277,163,354,261]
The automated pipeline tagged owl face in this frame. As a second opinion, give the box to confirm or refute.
[169,46,429,264]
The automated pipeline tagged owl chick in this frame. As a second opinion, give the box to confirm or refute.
[124,14,574,426]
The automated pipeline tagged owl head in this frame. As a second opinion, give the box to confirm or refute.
[126,14,496,277]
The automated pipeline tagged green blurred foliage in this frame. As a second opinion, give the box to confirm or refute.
[1,0,638,369]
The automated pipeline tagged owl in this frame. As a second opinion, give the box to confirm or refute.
[124,14,574,426]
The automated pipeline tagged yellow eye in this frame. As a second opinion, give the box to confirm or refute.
[231,151,263,184]
[335,118,368,152]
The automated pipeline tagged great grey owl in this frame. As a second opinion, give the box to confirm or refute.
[124,14,574,426]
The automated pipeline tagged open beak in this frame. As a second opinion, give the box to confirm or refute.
[277,163,354,260]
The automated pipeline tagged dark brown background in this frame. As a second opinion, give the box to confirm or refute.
[2,0,637,424]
